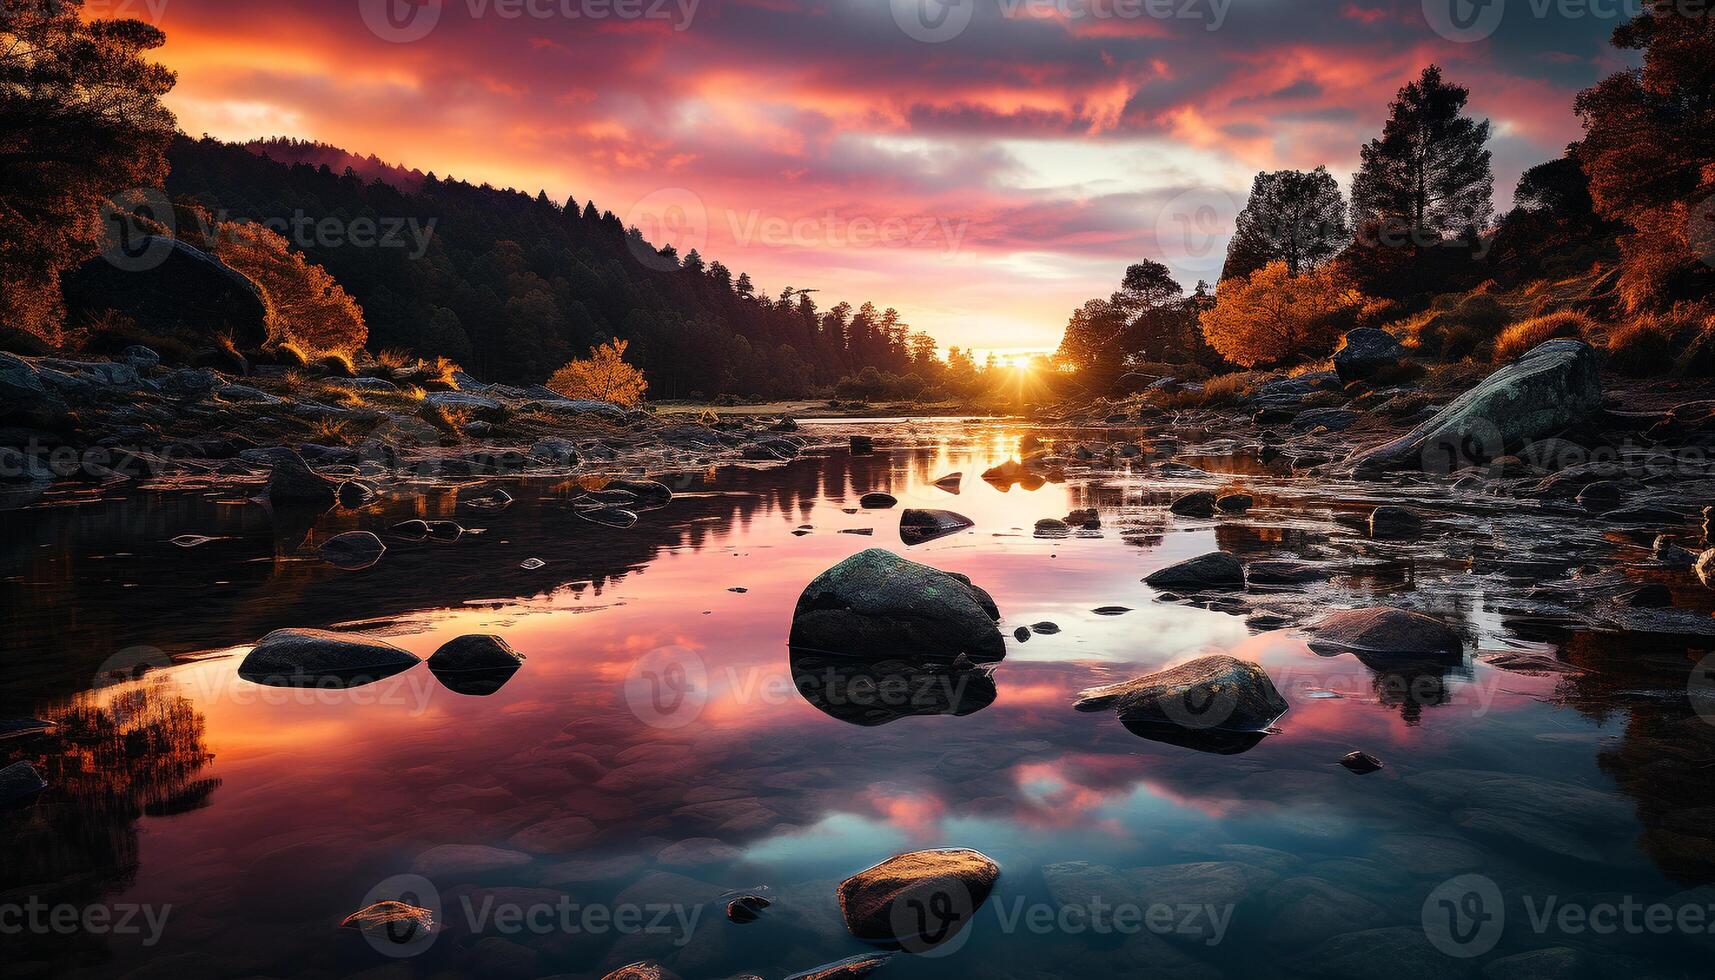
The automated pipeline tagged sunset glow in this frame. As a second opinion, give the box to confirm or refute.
[144,0,1619,352]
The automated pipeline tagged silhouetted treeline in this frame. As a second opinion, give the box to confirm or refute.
[165,136,934,395]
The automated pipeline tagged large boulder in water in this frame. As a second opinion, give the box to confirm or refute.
[62,236,269,352]
[1349,339,1601,474]
[1144,552,1246,591]
[1334,328,1405,383]
[1074,654,1289,737]
[837,848,1000,946]
[789,549,1003,662]
[1306,607,1464,661]
[265,450,337,508]
[238,628,420,687]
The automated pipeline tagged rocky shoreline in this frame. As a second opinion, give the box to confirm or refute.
[0,347,838,502]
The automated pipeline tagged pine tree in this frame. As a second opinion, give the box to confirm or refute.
[1223,167,1349,280]
[1351,66,1493,248]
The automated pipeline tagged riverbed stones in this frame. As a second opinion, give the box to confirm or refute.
[411,843,533,878]
[789,549,1004,662]
[318,530,386,569]
[1264,876,1387,946]
[1349,339,1602,474]
[1075,655,1288,735]
[837,847,999,944]
[1306,607,1463,660]
[1144,552,1245,591]
[264,450,337,507]
[238,628,420,686]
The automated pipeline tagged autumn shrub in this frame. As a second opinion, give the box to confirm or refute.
[1605,316,1683,377]
[1492,311,1595,362]
[1199,262,1374,368]
[546,339,648,407]
[317,351,357,378]
[1401,290,1513,359]
[210,220,367,354]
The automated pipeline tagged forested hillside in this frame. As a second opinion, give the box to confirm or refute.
[166,136,935,395]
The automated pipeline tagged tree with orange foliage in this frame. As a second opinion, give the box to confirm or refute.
[1575,1,1715,311]
[547,339,648,406]
[212,221,367,353]
[1199,262,1371,368]
[0,0,177,346]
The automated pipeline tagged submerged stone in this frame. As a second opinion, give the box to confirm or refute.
[318,530,386,570]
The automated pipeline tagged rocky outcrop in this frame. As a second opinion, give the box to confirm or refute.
[789,549,1004,662]
[1349,339,1601,474]
[837,848,1000,945]
[1074,654,1289,735]
[1333,328,1406,383]
[238,628,421,687]
[62,236,269,351]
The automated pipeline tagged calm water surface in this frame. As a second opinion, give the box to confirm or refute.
[3,422,1711,979]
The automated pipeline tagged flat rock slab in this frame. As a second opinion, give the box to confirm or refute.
[1349,339,1601,473]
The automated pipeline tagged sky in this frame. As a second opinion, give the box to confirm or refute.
[133,0,1630,357]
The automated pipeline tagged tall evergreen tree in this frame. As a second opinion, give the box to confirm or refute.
[1222,167,1349,280]
[1350,66,1493,248]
